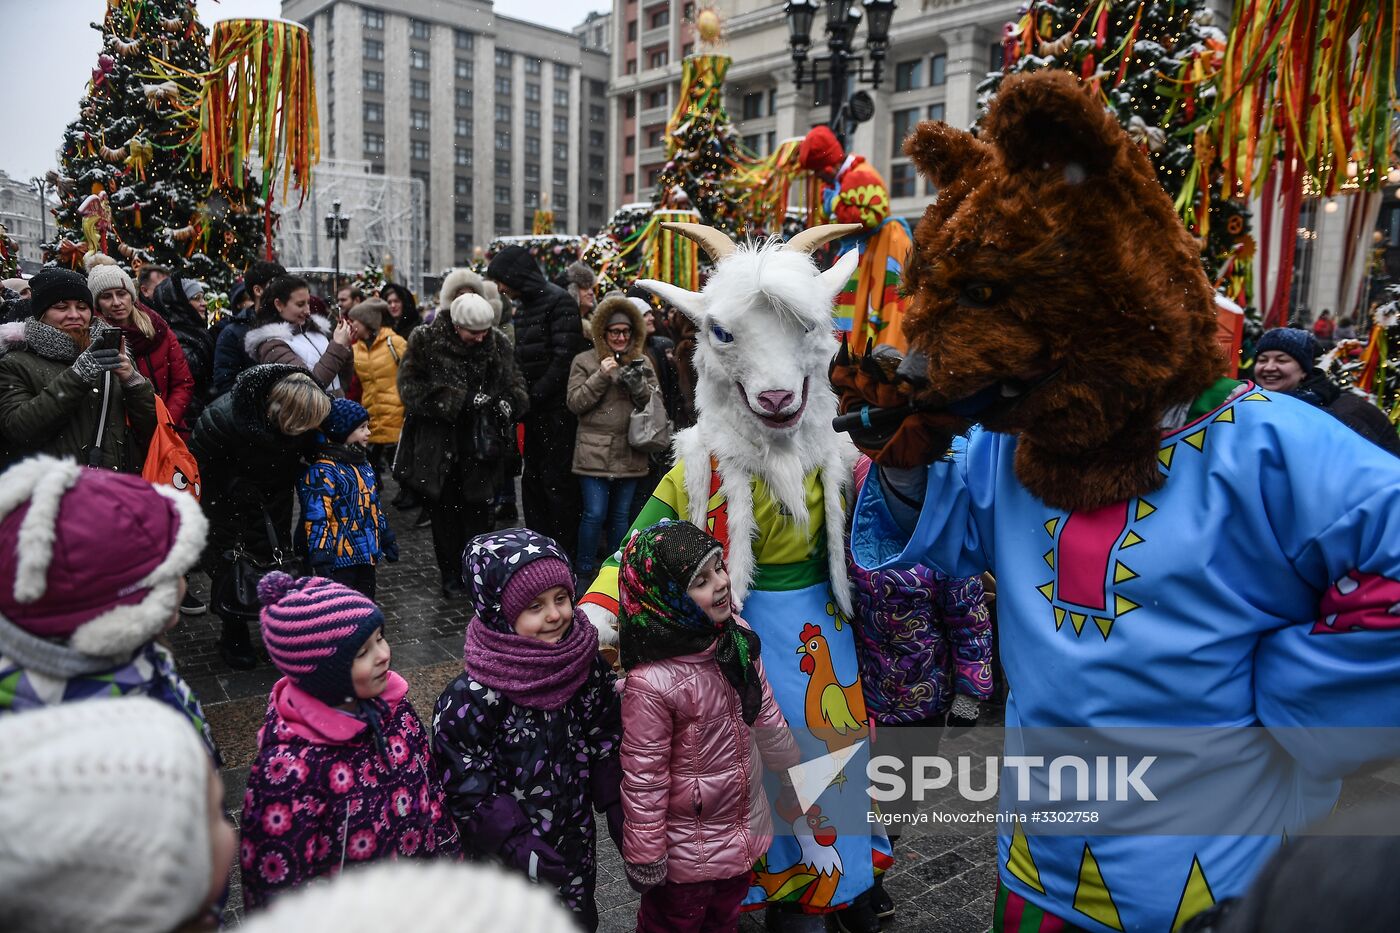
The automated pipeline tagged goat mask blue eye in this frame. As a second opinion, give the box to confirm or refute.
[711,325,734,344]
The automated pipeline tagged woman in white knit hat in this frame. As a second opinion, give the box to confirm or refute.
[0,696,237,932]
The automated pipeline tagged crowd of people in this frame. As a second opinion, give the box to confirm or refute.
[0,233,1398,933]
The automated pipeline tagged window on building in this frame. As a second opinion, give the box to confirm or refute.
[525,163,541,182]
[591,79,607,95]
[525,190,540,207]
[588,129,605,148]
[526,136,541,156]
[411,139,430,161]
[626,60,637,75]
[627,20,638,40]
[648,48,668,69]
[646,88,666,109]
[989,42,1004,73]
[495,103,511,123]
[496,76,512,96]
[456,59,473,80]
[456,117,470,137]
[742,133,762,152]
[554,168,568,187]
[927,102,946,122]
[626,96,637,117]
[495,212,510,232]
[556,192,568,209]
[455,233,472,252]
[411,48,429,70]
[410,19,430,40]
[455,175,471,195]
[456,88,473,109]
[364,71,383,92]
[589,203,604,220]
[455,29,474,51]
[554,88,569,107]
[741,92,763,121]
[495,49,513,68]
[890,162,916,198]
[495,130,511,151]
[455,147,472,166]
[625,136,636,155]
[766,131,776,152]
[645,125,663,147]
[590,104,605,122]
[930,53,947,86]
[411,79,430,101]
[588,154,605,171]
[371,163,385,175]
[683,1,695,17]
[895,59,921,91]
[526,82,541,102]
[650,7,670,28]
[553,115,568,134]
[496,158,511,177]
[892,107,917,156]
[363,133,385,155]
[647,166,661,186]
[554,142,568,161]
[526,109,541,129]
[362,8,383,29]
[363,101,383,123]
[411,110,429,130]
[525,57,542,75]
[682,42,694,57]
[455,203,473,223]
[625,174,635,194]
[363,38,383,60]
[495,186,511,204]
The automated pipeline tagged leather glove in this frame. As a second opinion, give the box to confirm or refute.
[71,346,124,383]
[943,694,981,742]
[472,391,491,409]
[501,829,572,887]
[624,858,667,894]
[829,338,963,469]
[496,398,513,421]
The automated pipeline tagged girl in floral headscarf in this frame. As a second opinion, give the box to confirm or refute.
[617,520,799,933]
[431,528,622,932]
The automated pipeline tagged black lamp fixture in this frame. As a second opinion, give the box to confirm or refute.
[324,199,351,297]
[785,0,897,146]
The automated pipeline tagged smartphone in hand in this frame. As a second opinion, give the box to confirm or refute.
[90,329,123,353]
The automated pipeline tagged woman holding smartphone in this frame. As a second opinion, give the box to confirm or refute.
[0,267,155,473]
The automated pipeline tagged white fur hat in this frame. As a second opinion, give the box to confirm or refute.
[0,697,215,933]
[85,253,138,304]
[450,292,497,331]
[239,861,578,933]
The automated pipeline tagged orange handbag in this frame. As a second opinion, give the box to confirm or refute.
[141,394,202,501]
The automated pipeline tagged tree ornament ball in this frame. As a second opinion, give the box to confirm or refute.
[695,8,722,44]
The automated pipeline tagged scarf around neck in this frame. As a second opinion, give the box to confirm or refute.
[618,520,763,725]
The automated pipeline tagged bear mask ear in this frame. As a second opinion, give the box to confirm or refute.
[982,70,1121,180]
[903,121,992,190]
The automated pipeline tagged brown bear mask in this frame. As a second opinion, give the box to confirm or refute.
[899,70,1223,512]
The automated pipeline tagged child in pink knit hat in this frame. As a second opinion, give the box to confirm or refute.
[240,572,460,910]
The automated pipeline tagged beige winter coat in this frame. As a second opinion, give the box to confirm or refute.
[566,295,657,478]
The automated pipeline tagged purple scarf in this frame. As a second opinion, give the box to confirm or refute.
[463,609,598,711]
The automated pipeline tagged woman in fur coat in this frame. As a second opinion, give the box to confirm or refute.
[396,294,528,598]
[245,275,356,397]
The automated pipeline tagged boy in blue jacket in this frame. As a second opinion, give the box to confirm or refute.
[298,398,398,597]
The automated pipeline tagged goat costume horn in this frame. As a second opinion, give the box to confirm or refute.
[784,223,863,254]
[659,222,736,263]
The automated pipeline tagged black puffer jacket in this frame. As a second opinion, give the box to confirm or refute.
[486,246,584,409]
[153,277,215,426]
[189,364,319,560]
[396,312,529,503]
[1293,370,1400,457]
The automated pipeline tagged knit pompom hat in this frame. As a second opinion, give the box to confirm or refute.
[239,861,578,933]
[500,558,575,627]
[349,297,388,332]
[1256,327,1318,371]
[84,253,138,304]
[258,572,386,704]
[0,457,208,659]
[0,696,214,933]
[322,398,369,443]
[450,292,496,330]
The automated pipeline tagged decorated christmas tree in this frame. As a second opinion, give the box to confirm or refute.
[988,0,1253,307]
[48,0,266,289]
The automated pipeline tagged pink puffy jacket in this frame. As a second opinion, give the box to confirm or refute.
[620,621,800,883]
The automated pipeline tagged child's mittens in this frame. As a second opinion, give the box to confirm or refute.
[588,755,625,850]
[624,858,667,894]
[502,829,572,887]
[382,527,400,562]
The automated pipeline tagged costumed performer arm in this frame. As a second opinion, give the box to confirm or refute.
[431,679,571,885]
[1254,407,1400,776]
[620,672,674,892]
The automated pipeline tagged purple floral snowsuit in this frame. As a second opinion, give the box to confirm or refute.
[239,674,461,910]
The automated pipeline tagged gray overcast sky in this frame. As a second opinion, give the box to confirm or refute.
[0,0,606,182]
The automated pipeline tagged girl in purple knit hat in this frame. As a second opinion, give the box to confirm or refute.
[432,528,623,932]
[240,572,461,911]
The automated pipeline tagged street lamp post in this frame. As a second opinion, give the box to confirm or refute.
[324,200,351,297]
[29,176,51,247]
[784,0,896,147]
